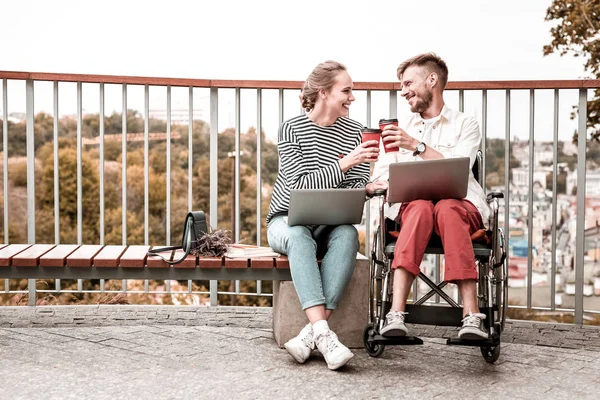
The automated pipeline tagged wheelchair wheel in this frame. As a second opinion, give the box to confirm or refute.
[480,342,500,364]
[363,323,385,357]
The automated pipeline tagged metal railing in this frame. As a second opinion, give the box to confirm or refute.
[1,71,599,323]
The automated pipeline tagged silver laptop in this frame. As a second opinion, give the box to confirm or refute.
[288,188,366,226]
[387,157,470,203]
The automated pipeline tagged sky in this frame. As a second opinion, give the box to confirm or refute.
[0,0,591,142]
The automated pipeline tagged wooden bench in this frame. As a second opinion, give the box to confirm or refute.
[0,244,291,281]
[0,243,368,348]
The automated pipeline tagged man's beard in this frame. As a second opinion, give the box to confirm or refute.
[410,89,433,114]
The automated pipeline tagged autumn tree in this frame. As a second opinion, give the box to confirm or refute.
[544,0,600,141]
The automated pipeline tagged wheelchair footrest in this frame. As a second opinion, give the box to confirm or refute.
[372,335,424,346]
[446,337,499,347]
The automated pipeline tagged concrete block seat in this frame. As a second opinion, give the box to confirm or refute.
[0,244,369,348]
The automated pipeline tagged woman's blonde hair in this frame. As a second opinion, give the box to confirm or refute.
[300,60,347,112]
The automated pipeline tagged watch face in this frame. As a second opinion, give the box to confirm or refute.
[417,143,426,153]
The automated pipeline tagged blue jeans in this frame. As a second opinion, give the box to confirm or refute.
[267,216,359,310]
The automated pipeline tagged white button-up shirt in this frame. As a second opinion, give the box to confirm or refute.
[372,105,490,228]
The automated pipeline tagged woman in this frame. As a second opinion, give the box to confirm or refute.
[266,60,386,370]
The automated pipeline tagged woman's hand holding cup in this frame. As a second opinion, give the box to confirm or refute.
[339,141,380,172]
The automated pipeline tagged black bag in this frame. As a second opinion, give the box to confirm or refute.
[147,211,208,265]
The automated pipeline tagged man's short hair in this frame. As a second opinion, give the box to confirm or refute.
[397,53,449,90]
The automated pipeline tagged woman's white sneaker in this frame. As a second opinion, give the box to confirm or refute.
[314,329,354,370]
[284,324,314,363]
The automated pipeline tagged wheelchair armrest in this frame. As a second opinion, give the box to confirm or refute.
[367,188,387,198]
[486,191,504,202]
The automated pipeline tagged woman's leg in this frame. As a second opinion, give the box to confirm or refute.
[314,224,359,311]
[268,217,326,312]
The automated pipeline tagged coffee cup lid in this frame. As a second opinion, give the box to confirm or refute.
[379,118,398,124]
[361,127,381,133]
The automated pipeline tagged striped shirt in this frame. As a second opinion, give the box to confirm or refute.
[266,114,371,224]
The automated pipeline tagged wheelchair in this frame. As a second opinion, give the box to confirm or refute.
[363,151,508,363]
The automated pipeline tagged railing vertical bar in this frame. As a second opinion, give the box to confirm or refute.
[209,87,219,306]
[144,84,149,246]
[55,279,60,292]
[26,79,36,306]
[279,89,284,125]
[122,84,128,245]
[53,81,60,244]
[527,89,534,309]
[77,81,82,244]
[4,279,8,293]
[504,90,511,288]
[188,280,192,294]
[256,89,262,246]
[458,89,464,112]
[166,85,171,246]
[481,90,487,182]
[188,86,193,212]
[144,280,149,293]
[234,88,241,296]
[122,279,127,293]
[365,90,372,258]
[2,79,8,243]
[166,279,170,293]
[256,89,263,291]
[575,88,587,324]
[100,279,104,292]
[99,83,105,245]
[389,89,397,118]
[234,88,241,243]
[551,89,559,310]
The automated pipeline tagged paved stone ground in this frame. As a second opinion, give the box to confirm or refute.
[0,306,599,399]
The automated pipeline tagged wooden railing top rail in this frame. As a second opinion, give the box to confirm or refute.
[1,70,599,90]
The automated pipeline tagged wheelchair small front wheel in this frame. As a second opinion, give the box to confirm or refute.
[363,323,385,357]
[480,342,501,364]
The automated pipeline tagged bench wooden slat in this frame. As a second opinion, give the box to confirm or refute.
[39,244,80,267]
[275,256,290,269]
[12,244,56,267]
[66,245,104,267]
[94,245,127,267]
[146,247,173,268]
[199,257,223,269]
[0,244,33,267]
[249,257,277,269]
[119,245,150,268]
[224,257,249,269]
[172,250,197,269]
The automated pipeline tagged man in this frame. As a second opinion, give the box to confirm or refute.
[372,53,491,340]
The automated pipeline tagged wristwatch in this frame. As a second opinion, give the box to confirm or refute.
[413,142,426,157]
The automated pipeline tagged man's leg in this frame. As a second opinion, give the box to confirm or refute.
[433,199,488,339]
[390,200,435,312]
[381,200,434,337]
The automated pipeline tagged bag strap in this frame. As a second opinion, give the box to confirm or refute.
[148,214,195,265]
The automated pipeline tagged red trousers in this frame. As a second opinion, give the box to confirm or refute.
[392,199,483,282]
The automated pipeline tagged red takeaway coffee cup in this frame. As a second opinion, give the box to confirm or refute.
[379,118,400,153]
[361,127,381,162]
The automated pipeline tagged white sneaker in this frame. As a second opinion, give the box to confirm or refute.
[380,310,409,337]
[458,312,489,340]
[284,324,314,363]
[314,329,354,370]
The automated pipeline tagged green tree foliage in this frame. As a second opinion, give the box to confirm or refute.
[544,0,600,141]
[0,109,280,306]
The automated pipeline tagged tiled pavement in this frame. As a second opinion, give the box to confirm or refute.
[0,306,599,399]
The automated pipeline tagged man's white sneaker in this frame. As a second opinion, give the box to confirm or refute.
[380,310,409,337]
[314,329,354,370]
[458,312,489,340]
[284,324,314,363]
